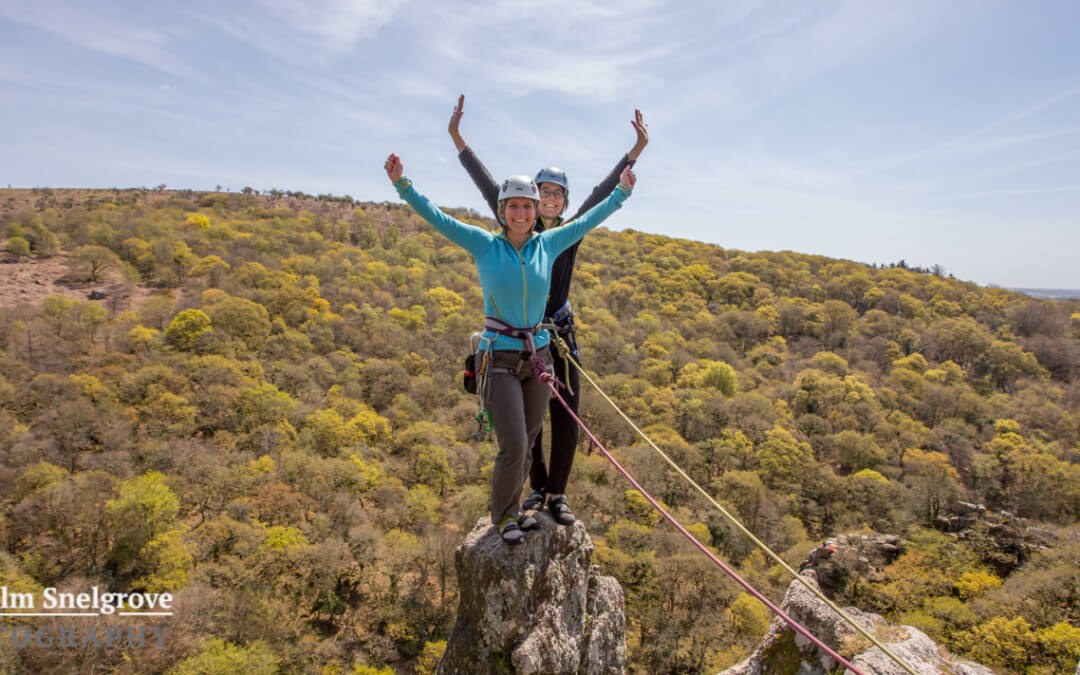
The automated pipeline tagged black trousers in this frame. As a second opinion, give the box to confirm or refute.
[529,333,581,495]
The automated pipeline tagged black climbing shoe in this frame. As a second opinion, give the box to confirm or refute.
[518,512,539,531]
[548,495,576,525]
[522,490,545,512]
[499,517,524,544]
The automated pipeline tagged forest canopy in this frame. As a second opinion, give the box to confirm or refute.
[1,186,1079,673]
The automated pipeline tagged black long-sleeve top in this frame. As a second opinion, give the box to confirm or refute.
[457,147,634,322]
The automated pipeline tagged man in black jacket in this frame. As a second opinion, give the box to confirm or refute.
[449,94,648,525]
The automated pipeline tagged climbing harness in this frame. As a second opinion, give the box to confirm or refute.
[464,320,557,442]
[546,302,578,393]
[550,299,574,324]
[483,316,554,383]
[538,371,865,675]
[544,333,919,675]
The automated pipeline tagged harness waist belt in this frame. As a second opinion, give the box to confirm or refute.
[550,300,573,324]
[484,316,545,351]
[483,316,554,381]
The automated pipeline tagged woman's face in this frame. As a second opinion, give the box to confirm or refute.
[503,197,537,236]
[538,182,566,220]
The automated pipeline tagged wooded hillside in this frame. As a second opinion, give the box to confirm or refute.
[2,186,1079,673]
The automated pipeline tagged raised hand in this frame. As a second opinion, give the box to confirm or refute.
[619,166,636,190]
[628,109,648,161]
[384,153,403,183]
[449,94,467,152]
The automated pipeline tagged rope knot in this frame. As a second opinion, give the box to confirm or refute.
[531,356,555,383]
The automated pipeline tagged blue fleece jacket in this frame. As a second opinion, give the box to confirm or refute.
[393,177,630,351]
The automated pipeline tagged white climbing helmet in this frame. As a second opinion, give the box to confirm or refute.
[498,175,540,203]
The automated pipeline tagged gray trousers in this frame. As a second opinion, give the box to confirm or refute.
[484,347,553,525]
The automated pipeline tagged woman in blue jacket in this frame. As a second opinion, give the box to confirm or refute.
[384,152,635,543]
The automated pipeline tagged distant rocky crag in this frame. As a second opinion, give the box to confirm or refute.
[934,500,1056,572]
[437,514,625,675]
[725,503,1062,675]
[723,533,993,675]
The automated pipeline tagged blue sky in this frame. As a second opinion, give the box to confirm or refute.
[2,1,1079,288]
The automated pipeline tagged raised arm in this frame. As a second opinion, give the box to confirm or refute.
[569,109,648,221]
[449,94,500,218]
[545,167,636,256]
[385,153,494,255]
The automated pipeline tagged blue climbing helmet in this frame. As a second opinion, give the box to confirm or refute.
[534,167,569,200]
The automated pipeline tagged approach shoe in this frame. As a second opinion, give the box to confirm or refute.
[499,516,524,545]
[518,512,539,531]
[522,490,545,512]
[548,495,576,526]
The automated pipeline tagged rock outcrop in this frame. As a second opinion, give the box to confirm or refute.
[934,501,1056,572]
[437,513,626,675]
[800,533,904,598]
[720,571,992,675]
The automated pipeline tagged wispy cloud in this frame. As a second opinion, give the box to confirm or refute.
[845,84,1080,179]
[649,2,953,125]
[945,184,1080,200]
[0,4,201,80]
[256,0,409,51]
[394,0,677,102]
[188,0,409,66]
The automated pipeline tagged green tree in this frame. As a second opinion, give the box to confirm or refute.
[165,309,212,351]
[726,592,771,642]
[411,444,453,494]
[14,461,68,501]
[682,359,738,396]
[206,296,271,350]
[135,529,193,593]
[26,220,60,255]
[903,448,963,524]
[424,286,465,316]
[828,430,885,474]
[172,638,279,675]
[756,426,813,488]
[302,408,351,457]
[931,316,992,367]
[138,391,198,438]
[189,254,230,286]
[821,299,857,347]
[416,640,447,675]
[958,616,1034,672]
[236,382,297,432]
[5,236,30,258]
[982,339,1047,391]
[107,471,181,574]
[69,244,121,282]
[1035,622,1080,673]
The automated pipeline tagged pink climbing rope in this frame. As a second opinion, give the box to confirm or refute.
[540,374,865,675]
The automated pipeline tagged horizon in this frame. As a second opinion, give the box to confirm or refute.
[8,184,1080,298]
[2,1,1079,288]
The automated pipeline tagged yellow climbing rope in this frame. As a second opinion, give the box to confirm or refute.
[548,333,918,675]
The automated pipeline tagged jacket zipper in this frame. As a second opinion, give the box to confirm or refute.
[515,244,528,350]
[493,235,532,351]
